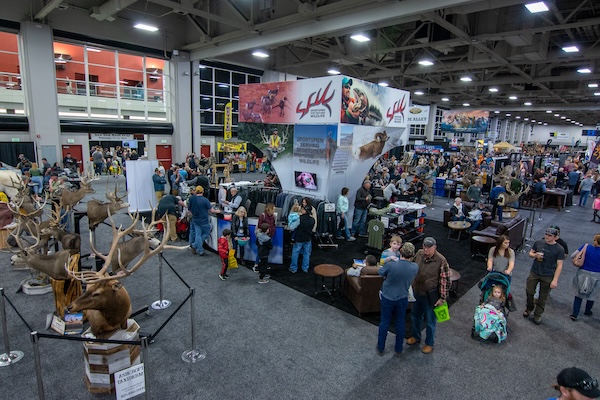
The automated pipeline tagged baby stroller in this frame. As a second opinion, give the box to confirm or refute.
[156,217,190,241]
[471,271,511,343]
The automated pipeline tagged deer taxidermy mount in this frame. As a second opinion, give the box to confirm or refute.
[86,184,129,230]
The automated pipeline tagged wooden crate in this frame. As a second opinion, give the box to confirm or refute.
[82,319,140,394]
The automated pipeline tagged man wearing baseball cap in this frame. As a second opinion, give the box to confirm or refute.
[524,226,565,325]
[341,77,359,123]
[407,237,451,354]
[550,367,600,399]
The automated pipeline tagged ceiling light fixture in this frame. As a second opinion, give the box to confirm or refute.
[506,113,512,116]
[546,110,552,113]
[524,102,532,106]
[543,123,548,125]
[327,66,340,75]
[460,76,472,82]
[561,116,566,119]
[494,111,500,114]
[488,87,499,92]
[566,118,571,121]
[538,122,542,124]
[524,118,529,121]
[414,90,424,95]
[516,116,521,119]
[252,50,269,58]
[589,83,599,88]
[594,92,600,96]
[509,95,518,100]
[532,120,536,122]
[554,114,560,117]
[525,2,549,13]
[418,60,434,66]
[378,82,389,87]
[462,103,470,107]
[350,34,370,42]
[441,97,449,102]
[562,45,579,53]
[577,68,592,74]
[134,23,159,32]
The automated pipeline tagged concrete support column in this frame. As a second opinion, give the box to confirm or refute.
[170,51,192,163]
[19,21,61,163]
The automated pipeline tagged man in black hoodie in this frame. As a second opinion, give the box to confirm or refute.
[289,205,315,274]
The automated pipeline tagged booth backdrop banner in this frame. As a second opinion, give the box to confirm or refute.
[239,76,410,127]
[407,105,430,125]
[589,140,599,169]
[126,159,159,212]
[237,123,294,162]
[441,110,489,133]
[218,142,247,152]
[239,77,339,125]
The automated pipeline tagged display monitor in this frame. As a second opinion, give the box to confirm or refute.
[294,171,318,190]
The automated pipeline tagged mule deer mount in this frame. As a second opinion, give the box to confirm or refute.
[86,184,129,229]
[59,172,98,209]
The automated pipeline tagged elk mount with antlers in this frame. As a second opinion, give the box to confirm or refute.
[67,209,185,337]
[86,184,129,229]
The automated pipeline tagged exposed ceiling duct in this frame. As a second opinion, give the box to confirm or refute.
[89,0,139,22]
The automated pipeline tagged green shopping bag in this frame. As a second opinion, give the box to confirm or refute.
[433,302,450,322]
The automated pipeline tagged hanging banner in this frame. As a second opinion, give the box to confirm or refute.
[589,140,599,169]
[217,142,247,153]
[441,110,489,133]
[224,102,232,140]
[407,105,430,125]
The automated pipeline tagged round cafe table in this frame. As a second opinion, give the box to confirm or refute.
[447,220,471,242]
[314,264,344,301]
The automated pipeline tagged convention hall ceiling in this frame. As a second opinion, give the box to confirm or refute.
[5,0,600,127]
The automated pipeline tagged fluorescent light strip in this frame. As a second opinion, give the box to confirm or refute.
[588,83,598,88]
[134,23,159,32]
[418,60,434,66]
[378,82,389,87]
[350,34,370,42]
[562,46,579,53]
[252,51,269,58]
[578,68,592,74]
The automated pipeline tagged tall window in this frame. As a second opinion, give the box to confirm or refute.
[54,41,169,121]
[434,108,446,136]
[0,31,24,115]
[199,65,260,127]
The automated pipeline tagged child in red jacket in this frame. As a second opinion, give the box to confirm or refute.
[218,229,232,281]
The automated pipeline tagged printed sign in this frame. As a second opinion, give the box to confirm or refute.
[224,102,232,140]
[217,142,247,153]
[406,105,430,125]
[90,133,134,140]
[115,363,145,400]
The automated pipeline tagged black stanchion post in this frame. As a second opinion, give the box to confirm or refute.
[30,331,45,400]
[0,288,24,367]
[181,288,206,363]
[140,336,150,400]
[151,252,171,310]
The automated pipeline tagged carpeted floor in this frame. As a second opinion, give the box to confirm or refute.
[266,219,489,333]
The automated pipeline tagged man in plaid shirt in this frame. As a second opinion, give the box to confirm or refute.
[406,237,451,354]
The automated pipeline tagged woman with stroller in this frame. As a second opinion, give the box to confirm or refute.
[570,233,600,321]
[487,235,517,311]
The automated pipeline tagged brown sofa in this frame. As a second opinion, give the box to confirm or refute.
[345,266,383,316]
[471,214,526,250]
[443,201,492,229]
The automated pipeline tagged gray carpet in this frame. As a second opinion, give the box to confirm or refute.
[1,176,599,399]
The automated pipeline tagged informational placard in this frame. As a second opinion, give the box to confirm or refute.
[407,105,430,125]
[115,363,145,400]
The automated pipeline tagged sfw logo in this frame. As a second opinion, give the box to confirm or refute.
[296,81,335,119]
[386,95,406,123]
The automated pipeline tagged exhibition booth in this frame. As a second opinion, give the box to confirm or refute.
[207,75,411,264]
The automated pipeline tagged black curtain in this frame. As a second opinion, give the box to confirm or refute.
[0,142,36,167]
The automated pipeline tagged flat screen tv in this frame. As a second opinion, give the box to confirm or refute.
[294,171,318,190]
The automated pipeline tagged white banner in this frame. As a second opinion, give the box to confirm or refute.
[91,133,134,141]
[407,105,430,125]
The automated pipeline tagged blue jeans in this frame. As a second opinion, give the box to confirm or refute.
[290,240,312,272]
[410,294,437,346]
[30,176,43,195]
[378,296,408,353]
[579,190,590,206]
[467,219,481,232]
[190,221,211,255]
[351,208,368,236]
[572,296,594,317]
[336,213,351,239]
